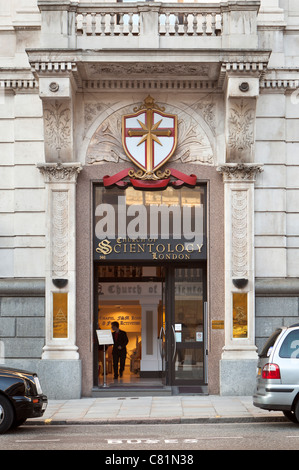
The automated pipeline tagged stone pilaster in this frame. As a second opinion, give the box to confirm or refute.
[217,163,263,394]
[37,162,82,360]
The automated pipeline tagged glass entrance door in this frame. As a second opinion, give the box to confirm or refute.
[166,267,207,385]
[95,265,165,387]
[95,264,207,389]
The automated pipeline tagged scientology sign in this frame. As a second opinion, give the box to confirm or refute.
[94,188,206,262]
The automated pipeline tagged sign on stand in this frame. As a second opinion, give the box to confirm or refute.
[96,330,114,388]
[96,329,114,345]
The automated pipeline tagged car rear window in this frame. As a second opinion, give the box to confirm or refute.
[259,329,282,358]
[279,330,299,358]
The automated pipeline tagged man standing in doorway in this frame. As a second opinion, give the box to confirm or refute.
[111,321,129,379]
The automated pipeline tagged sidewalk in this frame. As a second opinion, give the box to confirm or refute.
[29,395,286,425]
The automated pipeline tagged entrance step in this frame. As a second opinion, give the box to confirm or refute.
[91,385,208,397]
[92,386,172,397]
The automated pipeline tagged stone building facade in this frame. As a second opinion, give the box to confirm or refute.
[0,0,299,398]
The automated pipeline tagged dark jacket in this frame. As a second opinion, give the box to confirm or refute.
[112,329,128,354]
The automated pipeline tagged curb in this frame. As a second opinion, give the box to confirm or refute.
[27,415,288,426]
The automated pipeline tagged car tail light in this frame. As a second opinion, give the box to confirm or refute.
[262,363,281,379]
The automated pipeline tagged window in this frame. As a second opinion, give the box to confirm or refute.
[259,329,282,358]
[279,330,299,359]
[94,185,206,262]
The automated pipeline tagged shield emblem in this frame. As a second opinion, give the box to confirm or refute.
[122,97,177,178]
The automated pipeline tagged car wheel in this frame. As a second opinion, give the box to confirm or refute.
[0,396,14,434]
[294,400,299,423]
[283,410,299,424]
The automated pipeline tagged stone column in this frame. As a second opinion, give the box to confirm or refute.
[217,163,262,395]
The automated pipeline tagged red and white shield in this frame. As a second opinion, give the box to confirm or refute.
[122,103,177,175]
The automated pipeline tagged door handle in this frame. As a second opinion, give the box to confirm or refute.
[159,326,165,340]
[171,325,177,362]
[158,327,165,359]
[204,301,208,383]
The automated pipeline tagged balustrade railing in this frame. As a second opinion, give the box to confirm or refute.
[37,1,260,50]
[76,10,140,36]
[75,4,223,37]
[159,12,222,36]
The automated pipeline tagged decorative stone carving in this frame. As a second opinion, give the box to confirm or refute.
[226,98,256,163]
[88,63,210,78]
[217,163,263,182]
[231,190,248,278]
[228,100,255,150]
[43,100,72,162]
[37,162,82,183]
[182,96,217,135]
[52,191,68,277]
[84,102,116,131]
[86,108,128,164]
[171,118,214,165]
[217,163,263,282]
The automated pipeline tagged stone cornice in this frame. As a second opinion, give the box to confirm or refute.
[26,49,271,92]
[31,61,78,74]
[0,68,38,92]
[0,79,38,92]
[260,78,299,91]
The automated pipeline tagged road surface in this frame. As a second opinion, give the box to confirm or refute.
[1,421,299,452]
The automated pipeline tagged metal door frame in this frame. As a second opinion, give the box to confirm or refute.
[165,263,208,386]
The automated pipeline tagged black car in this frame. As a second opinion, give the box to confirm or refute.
[0,366,48,433]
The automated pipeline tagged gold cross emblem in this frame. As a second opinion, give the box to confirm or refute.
[122,96,177,180]
[128,109,172,172]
